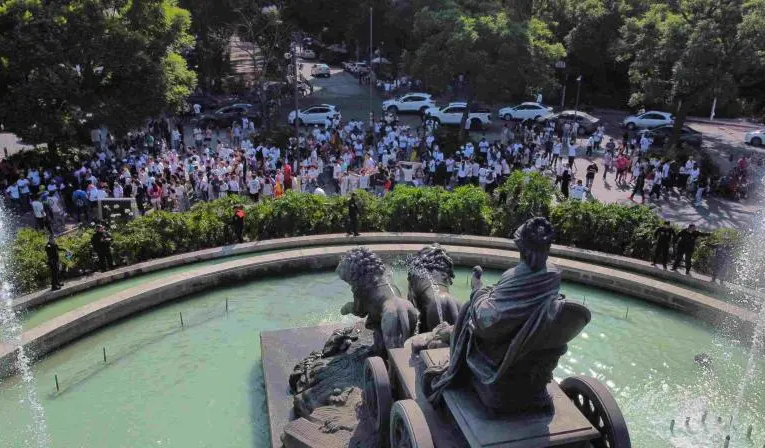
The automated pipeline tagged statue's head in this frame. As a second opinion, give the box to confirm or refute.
[406,243,455,285]
[514,217,555,271]
[336,247,389,288]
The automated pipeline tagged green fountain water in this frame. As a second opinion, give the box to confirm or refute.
[1,268,763,448]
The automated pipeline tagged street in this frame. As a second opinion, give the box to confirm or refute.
[292,62,764,230]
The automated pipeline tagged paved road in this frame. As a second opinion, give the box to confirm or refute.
[295,64,764,230]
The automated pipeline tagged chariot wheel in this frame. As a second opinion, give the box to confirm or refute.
[364,356,393,434]
[560,375,631,448]
[390,399,434,448]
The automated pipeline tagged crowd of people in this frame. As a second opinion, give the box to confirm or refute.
[0,98,755,290]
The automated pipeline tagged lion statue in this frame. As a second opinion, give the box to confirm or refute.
[336,248,420,351]
[406,244,461,333]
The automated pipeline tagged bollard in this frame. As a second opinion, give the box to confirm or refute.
[670,419,675,433]
[54,374,59,392]
[702,410,708,423]
[225,298,229,313]
[583,296,587,306]
[747,425,753,439]
[625,305,629,319]
[685,417,690,427]
[180,312,184,328]
[723,435,730,448]
[102,347,106,363]
[718,416,723,424]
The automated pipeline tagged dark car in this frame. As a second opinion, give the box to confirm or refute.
[643,125,702,148]
[183,93,238,115]
[540,110,600,136]
[196,103,261,128]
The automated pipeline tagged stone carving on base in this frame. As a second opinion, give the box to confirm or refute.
[406,244,461,333]
[282,248,421,447]
[336,247,420,351]
[425,217,591,414]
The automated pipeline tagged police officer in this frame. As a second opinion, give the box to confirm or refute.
[91,224,114,272]
[45,234,64,291]
[347,192,360,237]
[671,224,709,275]
[652,221,675,269]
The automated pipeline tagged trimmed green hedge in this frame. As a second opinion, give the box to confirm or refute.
[8,173,741,293]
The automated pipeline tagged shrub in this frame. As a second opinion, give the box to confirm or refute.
[550,201,662,259]
[437,185,491,235]
[379,186,445,232]
[9,228,49,293]
[491,171,554,238]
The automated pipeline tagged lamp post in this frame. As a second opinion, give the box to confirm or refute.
[555,60,566,108]
[574,75,582,116]
[369,6,373,129]
[285,39,300,147]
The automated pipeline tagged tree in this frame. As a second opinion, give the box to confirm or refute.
[620,0,764,148]
[407,0,564,141]
[0,0,197,155]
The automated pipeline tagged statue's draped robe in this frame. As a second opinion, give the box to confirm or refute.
[428,262,563,404]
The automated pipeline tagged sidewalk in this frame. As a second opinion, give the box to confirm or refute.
[686,116,762,131]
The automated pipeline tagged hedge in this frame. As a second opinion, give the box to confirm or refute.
[8,173,741,293]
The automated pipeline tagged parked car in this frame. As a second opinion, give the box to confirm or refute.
[744,129,764,146]
[301,49,316,59]
[641,125,702,148]
[382,93,436,114]
[182,93,237,115]
[622,111,674,129]
[498,102,553,121]
[310,63,331,78]
[287,104,339,125]
[196,103,261,128]
[424,102,492,130]
[543,110,601,136]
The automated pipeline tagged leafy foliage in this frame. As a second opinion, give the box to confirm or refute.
[8,187,740,293]
[0,0,197,151]
[549,200,662,258]
[491,171,555,238]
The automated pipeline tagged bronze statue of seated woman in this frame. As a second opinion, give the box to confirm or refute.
[426,217,591,414]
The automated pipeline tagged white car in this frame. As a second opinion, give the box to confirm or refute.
[425,102,492,129]
[301,49,316,59]
[288,104,339,125]
[623,111,674,129]
[745,129,764,146]
[382,93,436,114]
[498,102,553,121]
[310,63,330,78]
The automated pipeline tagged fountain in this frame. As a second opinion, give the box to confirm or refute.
[0,206,50,448]
[0,227,763,446]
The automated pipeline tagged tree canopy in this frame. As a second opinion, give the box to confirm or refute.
[0,0,197,151]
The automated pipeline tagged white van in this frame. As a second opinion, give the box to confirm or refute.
[310,63,330,78]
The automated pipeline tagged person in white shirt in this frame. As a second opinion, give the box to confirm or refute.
[471,160,480,185]
[567,143,577,170]
[31,197,50,231]
[193,103,201,115]
[478,165,487,190]
[478,138,489,154]
[570,179,589,201]
[6,183,20,210]
[113,182,124,199]
[457,160,468,185]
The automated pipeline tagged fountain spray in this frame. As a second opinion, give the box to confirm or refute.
[731,175,765,428]
[0,205,50,447]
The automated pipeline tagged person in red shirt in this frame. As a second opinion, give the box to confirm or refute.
[149,183,162,210]
[283,161,293,190]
